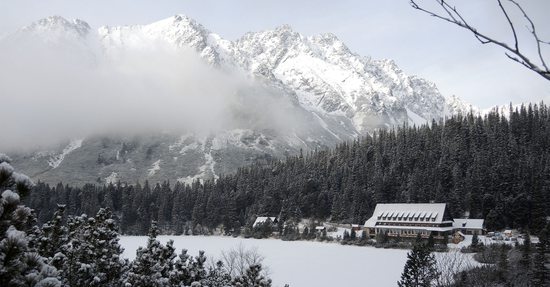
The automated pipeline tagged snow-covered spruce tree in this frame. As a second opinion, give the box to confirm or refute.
[170,249,208,286]
[170,249,215,287]
[397,240,438,287]
[0,154,61,286]
[201,261,232,287]
[59,208,127,286]
[37,204,68,266]
[127,221,246,287]
[232,264,272,287]
[342,230,350,242]
[125,221,176,287]
[90,208,128,286]
[169,248,193,286]
[61,213,88,285]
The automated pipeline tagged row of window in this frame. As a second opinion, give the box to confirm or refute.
[377,214,437,222]
[375,229,429,235]
[375,222,439,227]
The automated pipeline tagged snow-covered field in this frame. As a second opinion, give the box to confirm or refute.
[120,236,409,287]
[448,234,531,249]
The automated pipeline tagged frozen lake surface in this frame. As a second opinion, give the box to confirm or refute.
[120,236,409,287]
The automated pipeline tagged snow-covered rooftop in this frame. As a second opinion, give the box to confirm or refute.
[253,216,277,227]
[452,219,484,230]
[364,203,449,228]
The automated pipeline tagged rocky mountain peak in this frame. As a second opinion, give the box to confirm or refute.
[5,15,474,185]
[23,16,90,38]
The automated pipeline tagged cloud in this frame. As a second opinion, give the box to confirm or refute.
[0,26,304,151]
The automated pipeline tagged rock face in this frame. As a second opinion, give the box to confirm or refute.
[5,15,471,185]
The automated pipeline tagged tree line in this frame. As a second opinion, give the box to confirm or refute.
[0,154,273,287]
[26,103,550,236]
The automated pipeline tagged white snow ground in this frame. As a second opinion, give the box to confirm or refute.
[448,234,533,249]
[120,236,409,287]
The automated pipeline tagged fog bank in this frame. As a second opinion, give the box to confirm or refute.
[0,27,304,151]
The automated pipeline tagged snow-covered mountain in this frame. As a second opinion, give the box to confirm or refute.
[98,15,470,130]
[5,15,472,185]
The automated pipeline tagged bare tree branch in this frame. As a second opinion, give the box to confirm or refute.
[497,0,519,51]
[505,52,533,70]
[508,0,549,71]
[438,0,459,23]
[410,0,550,81]
[219,244,268,278]
[433,250,477,287]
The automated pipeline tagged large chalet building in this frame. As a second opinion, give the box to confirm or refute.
[363,203,456,240]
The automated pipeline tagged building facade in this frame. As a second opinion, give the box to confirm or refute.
[363,203,454,241]
[452,219,485,235]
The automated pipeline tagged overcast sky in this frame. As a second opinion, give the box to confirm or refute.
[1,0,549,109]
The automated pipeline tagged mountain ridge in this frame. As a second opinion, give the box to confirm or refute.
[4,15,474,185]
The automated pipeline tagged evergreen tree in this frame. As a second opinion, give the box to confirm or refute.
[532,232,549,286]
[471,233,479,250]
[170,248,207,286]
[89,208,127,286]
[232,264,272,287]
[342,230,350,242]
[58,208,127,287]
[397,242,438,287]
[202,261,232,287]
[426,233,435,251]
[485,209,504,231]
[125,221,175,287]
[497,244,509,283]
[519,233,532,271]
[350,229,357,241]
[38,204,68,263]
[301,226,309,240]
[360,230,367,242]
[0,154,61,286]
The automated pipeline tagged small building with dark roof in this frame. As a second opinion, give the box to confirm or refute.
[452,219,485,235]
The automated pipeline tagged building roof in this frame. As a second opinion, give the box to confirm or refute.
[253,217,277,227]
[364,203,449,228]
[452,219,484,230]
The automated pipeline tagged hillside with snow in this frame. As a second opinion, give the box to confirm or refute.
[4,15,473,185]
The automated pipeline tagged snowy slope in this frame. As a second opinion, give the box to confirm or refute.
[6,15,473,185]
[99,15,471,132]
[47,139,83,168]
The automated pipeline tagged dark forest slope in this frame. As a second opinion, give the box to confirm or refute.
[27,104,550,235]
